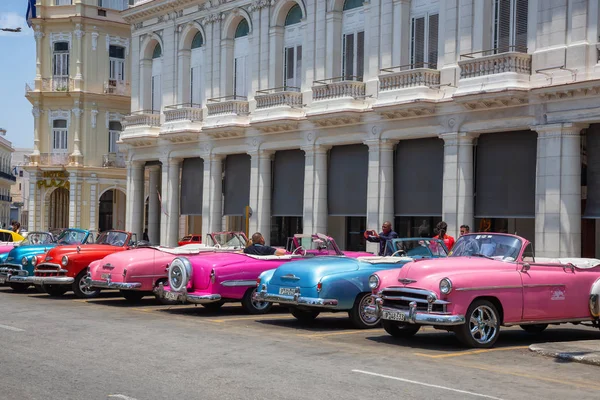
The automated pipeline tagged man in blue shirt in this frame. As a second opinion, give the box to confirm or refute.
[365,221,399,256]
[244,232,286,256]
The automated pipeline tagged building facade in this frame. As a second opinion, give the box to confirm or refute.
[25,0,131,234]
[10,148,33,229]
[122,0,600,257]
[0,131,15,229]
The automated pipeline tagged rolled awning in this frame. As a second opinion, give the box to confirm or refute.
[272,150,305,217]
[223,154,251,216]
[585,124,600,218]
[180,157,203,215]
[328,144,368,216]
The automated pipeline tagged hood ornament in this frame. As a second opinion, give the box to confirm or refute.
[398,278,417,285]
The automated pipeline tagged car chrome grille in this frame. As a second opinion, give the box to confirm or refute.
[380,287,447,313]
[34,264,61,277]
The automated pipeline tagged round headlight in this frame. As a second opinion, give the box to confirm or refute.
[368,274,380,290]
[22,256,28,266]
[61,255,69,267]
[168,258,191,292]
[439,278,452,294]
[31,256,38,266]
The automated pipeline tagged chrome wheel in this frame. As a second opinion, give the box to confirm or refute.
[242,287,272,314]
[79,276,96,296]
[349,293,380,329]
[468,305,498,345]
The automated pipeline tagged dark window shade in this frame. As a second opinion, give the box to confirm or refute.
[180,158,204,215]
[356,31,364,79]
[272,150,305,217]
[343,33,354,79]
[585,125,600,218]
[515,0,528,52]
[109,45,125,59]
[394,138,444,216]
[494,0,511,53]
[224,154,251,216]
[475,131,537,218]
[411,17,425,67]
[428,14,439,68]
[328,144,368,216]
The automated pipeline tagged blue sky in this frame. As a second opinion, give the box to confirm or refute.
[0,0,36,149]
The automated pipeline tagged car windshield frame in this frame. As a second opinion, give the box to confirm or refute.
[95,231,129,247]
[56,229,88,245]
[286,234,344,256]
[384,238,449,258]
[206,232,247,248]
[450,233,523,262]
[20,232,54,246]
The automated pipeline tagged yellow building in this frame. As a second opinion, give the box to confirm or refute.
[25,0,131,233]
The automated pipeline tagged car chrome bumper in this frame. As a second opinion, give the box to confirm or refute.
[22,276,74,285]
[155,283,221,304]
[85,276,142,290]
[365,299,465,326]
[254,288,338,308]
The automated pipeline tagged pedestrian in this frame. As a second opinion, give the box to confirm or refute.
[364,221,399,256]
[433,221,455,250]
[12,222,21,234]
[143,228,149,242]
[460,225,470,236]
[243,232,286,256]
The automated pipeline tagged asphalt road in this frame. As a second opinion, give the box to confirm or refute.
[1,287,600,400]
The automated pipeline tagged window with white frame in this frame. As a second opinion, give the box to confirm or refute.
[341,0,364,81]
[109,45,125,86]
[52,119,68,152]
[190,32,203,105]
[151,43,162,111]
[410,13,439,69]
[55,0,72,5]
[53,42,69,90]
[283,4,303,89]
[108,121,121,153]
[493,0,528,53]
[234,19,250,98]
[98,0,128,11]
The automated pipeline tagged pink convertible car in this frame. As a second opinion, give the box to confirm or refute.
[85,232,248,302]
[366,233,600,348]
[156,233,371,314]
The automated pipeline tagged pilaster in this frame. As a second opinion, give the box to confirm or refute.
[88,174,98,232]
[127,161,145,239]
[147,164,161,244]
[165,158,182,247]
[302,144,330,235]
[201,154,224,237]
[248,150,273,243]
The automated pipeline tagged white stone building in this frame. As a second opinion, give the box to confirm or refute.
[0,131,16,229]
[10,148,33,229]
[121,0,600,257]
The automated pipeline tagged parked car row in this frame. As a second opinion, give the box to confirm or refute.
[2,231,600,348]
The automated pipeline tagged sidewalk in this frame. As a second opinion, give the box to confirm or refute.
[529,340,600,366]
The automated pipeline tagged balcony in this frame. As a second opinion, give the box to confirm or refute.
[102,153,126,168]
[203,96,250,137]
[252,87,305,127]
[206,96,249,116]
[312,77,366,101]
[122,110,160,128]
[104,80,131,96]
[25,153,70,166]
[376,64,442,109]
[0,171,16,182]
[308,77,368,121]
[255,87,303,109]
[163,104,203,123]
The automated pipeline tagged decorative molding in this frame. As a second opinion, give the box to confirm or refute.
[253,121,300,133]
[201,12,225,25]
[91,31,99,50]
[91,110,99,128]
[32,107,41,118]
[133,22,144,31]
[106,112,125,129]
[49,32,72,49]
[377,107,436,120]
[74,24,84,40]
[48,110,71,126]
[249,0,276,12]
[531,123,589,138]
[34,28,44,41]
[203,126,246,139]
[310,114,362,127]
[536,85,600,101]
[460,97,528,110]
[106,35,130,55]
[72,108,83,118]
[439,132,479,146]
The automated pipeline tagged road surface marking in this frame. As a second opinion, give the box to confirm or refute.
[352,370,503,399]
[207,315,295,323]
[297,330,374,338]
[0,324,24,332]
[414,346,528,358]
[108,395,138,400]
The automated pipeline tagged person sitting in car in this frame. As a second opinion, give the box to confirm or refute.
[243,232,286,256]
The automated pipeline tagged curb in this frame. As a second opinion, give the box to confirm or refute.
[529,344,600,366]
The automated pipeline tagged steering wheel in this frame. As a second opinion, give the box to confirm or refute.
[391,249,407,257]
[114,239,125,247]
[292,246,307,256]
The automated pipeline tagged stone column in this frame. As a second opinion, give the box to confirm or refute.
[68,172,78,228]
[325,11,342,79]
[302,145,329,235]
[177,49,191,104]
[71,105,83,164]
[533,123,587,257]
[166,158,182,247]
[248,150,273,244]
[391,0,410,67]
[73,24,84,89]
[32,106,41,158]
[220,39,234,96]
[28,175,38,230]
[147,164,161,245]
[201,154,223,237]
[34,28,43,88]
[440,132,477,239]
[127,161,145,239]
[139,59,152,110]
[88,174,98,232]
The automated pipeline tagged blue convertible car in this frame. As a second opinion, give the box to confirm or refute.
[254,238,448,328]
[0,229,92,292]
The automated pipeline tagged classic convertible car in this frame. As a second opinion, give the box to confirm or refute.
[366,233,600,348]
[254,238,448,328]
[85,232,248,302]
[23,230,136,298]
[156,234,372,314]
[0,230,25,254]
[0,229,92,292]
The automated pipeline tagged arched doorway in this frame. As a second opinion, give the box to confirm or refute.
[48,187,69,230]
[99,189,126,232]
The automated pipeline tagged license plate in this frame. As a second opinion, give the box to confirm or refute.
[382,310,405,322]
[164,291,179,301]
[101,273,111,280]
[0,277,5,284]
[279,287,296,296]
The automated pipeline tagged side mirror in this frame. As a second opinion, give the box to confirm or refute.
[521,263,530,272]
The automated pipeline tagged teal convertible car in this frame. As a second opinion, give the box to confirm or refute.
[0,229,92,292]
[254,238,448,329]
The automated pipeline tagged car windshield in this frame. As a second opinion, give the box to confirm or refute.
[208,233,246,248]
[21,232,54,245]
[181,236,192,241]
[450,234,523,261]
[287,235,341,256]
[56,229,87,245]
[96,231,128,247]
[385,239,448,258]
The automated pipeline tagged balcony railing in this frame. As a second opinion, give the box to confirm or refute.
[164,103,203,122]
[123,110,161,128]
[459,48,532,79]
[379,64,441,91]
[102,153,126,168]
[255,87,303,109]
[312,76,366,101]
[0,195,12,202]
[0,171,16,182]
[98,0,128,10]
[41,77,74,92]
[28,153,70,166]
[104,81,131,96]
[206,96,249,116]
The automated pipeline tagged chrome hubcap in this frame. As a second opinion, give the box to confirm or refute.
[250,288,270,310]
[359,295,378,325]
[469,305,498,344]
[79,277,97,295]
[170,267,182,290]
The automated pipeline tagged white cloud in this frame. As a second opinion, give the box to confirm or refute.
[0,12,33,37]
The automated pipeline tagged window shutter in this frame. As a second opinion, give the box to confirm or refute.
[494,0,511,53]
[285,46,295,87]
[356,31,365,80]
[151,75,161,111]
[428,14,439,69]
[296,45,302,88]
[411,17,425,67]
[343,33,354,79]
[234,56,246,97]
[514,0,528,52]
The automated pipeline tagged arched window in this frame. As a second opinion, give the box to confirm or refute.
[52,42,69,91]
[343,0,363,11]
[52,119,68,152]
[285,4,303,26]
[151,43,162,111]
[190,32,204,105]
[152,43,162,59]
[191,32,203,49]
[235,19,249,38]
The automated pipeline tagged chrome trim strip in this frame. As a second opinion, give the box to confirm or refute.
[522,284,566,288]
[22,276,74,285]
[6,275,31,283]
[378,287,436,296]
[155,284,221,304]
[281,274,300,281]
[254,289,338,308]
[85,278,142,290]
[505,317,591,327]
[455,285,522,292]
[129,274,164,279]
[221,279,257,287]
[35,269,68,274]
[365,304,465,326]
[0,264,23,271]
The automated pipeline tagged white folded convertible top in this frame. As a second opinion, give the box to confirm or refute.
[357,256,415,264]
[243,254,297,260]
[156,244,242,255]
[533,257,600,269]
